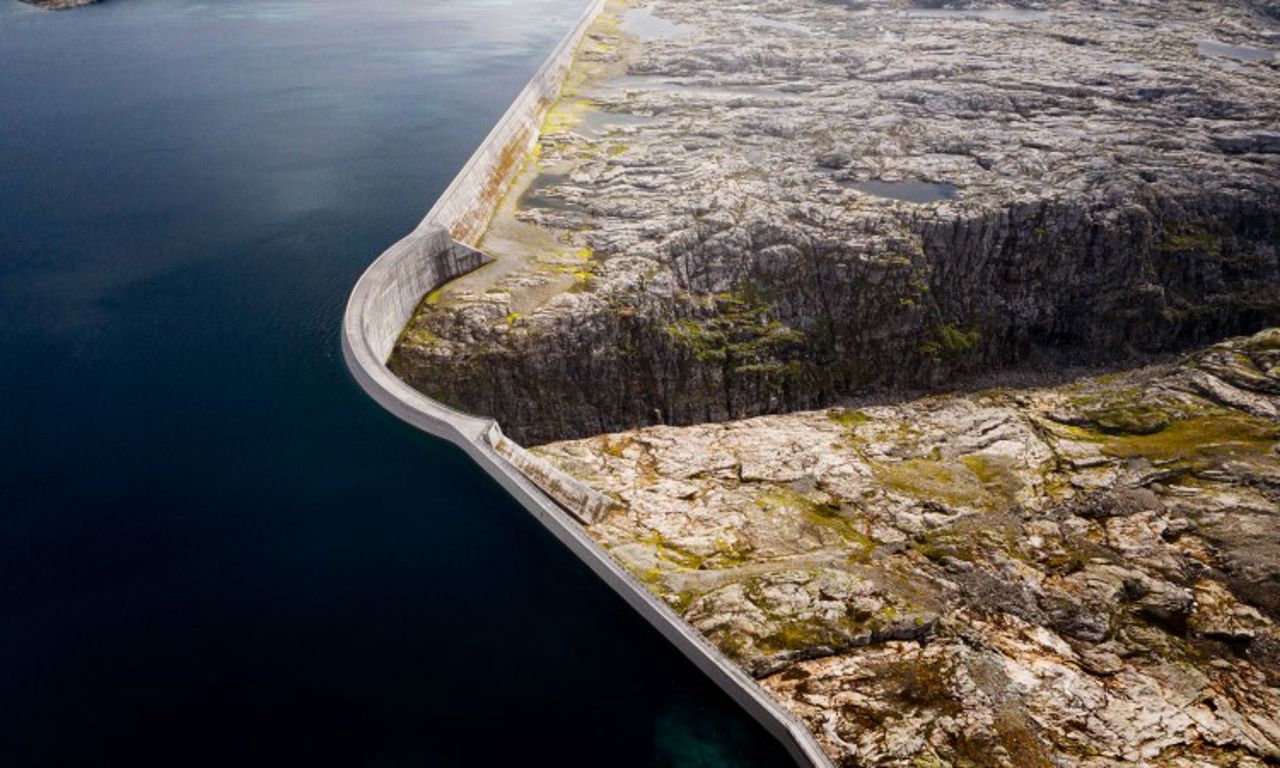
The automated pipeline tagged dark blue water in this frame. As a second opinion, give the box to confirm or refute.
[0,2,791,766]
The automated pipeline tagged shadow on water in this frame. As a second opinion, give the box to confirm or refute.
[0,1,794,766]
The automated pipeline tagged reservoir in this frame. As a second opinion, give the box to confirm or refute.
[0,1,790,765]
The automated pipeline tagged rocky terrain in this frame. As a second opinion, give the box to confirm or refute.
[536,329,1280,767]
[385,0,1280,763]
[392,0,1280,445]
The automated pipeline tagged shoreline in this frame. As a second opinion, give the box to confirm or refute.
[339,0,833,765]
[18,0,101,9]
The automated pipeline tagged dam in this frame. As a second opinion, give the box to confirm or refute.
[0,0,797,764]
[341,0,832,765]
[346,0,1280,762]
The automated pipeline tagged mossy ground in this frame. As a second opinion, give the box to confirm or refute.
[873,453,1023,512]
[1095,414,1280,468]
[756,486,877,558]
[1061,384,1280,469]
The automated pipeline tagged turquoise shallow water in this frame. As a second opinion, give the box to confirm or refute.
[0,2,791,765]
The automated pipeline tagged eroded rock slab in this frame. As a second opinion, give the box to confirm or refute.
[537,329,1280,767]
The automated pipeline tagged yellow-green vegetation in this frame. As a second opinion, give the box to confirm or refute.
[1066,386,1173,434]
[663,286,806,378]
[397,289,450,348]
[919,323,982,362]
[714,632,750,664]
[707,536,754,568]
[1094,413,1280,469]
[1158,223,1224,254]
[874,456,1010,511]
[598,434,633,458]
[892,657,958,709]
[541,98,592,135]
[914,510,1031,564]
[756,487,838,518]
[399,327,439,348]
[757,486,876,557]
[635,561,666,591]
[668,587,702,614]
[915,527,979,564]
[539,5,625,136]
[533,247,598,282]
[639,532,707,570]
[955,708,1055,768]
[762,618,839,653]
[829,408,873,427]
[636,528,755,577]
[1062,383,1280,468]
[960,453,1024,504]
[808,504,878,559]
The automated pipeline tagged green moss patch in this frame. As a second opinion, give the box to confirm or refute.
[1095,414,1280,468]
[828,408,873,427]
[661,286,806,390]
[919,323,982,362]
[874,458,991,510]
[757,487,877,555]
[1158,224,1224,255]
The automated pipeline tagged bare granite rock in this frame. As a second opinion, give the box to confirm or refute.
[392,0,1280,445]
[536,329,1280,767]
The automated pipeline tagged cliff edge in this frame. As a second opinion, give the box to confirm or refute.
[391,0,1280,445]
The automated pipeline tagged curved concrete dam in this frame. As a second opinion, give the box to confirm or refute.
[341,0,832,765]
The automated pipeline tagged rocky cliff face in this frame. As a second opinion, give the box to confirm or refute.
[536,329,1280,767]
[391,0,1280,445]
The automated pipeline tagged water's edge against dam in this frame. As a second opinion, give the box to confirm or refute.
[339,1,833,765]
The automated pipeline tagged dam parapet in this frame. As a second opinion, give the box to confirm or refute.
[360,225,487,363]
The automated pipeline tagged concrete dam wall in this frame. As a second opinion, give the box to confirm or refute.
[358,226,486,363]
[340,1,834,766]
[425,0,608,245]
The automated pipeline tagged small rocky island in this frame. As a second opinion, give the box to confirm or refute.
[384,0,1280,764]
[18,0,100,8]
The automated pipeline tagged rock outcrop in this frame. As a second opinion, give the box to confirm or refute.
[391,0,1280,445]
[19,0,101,9]
[536,329,1280,767]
